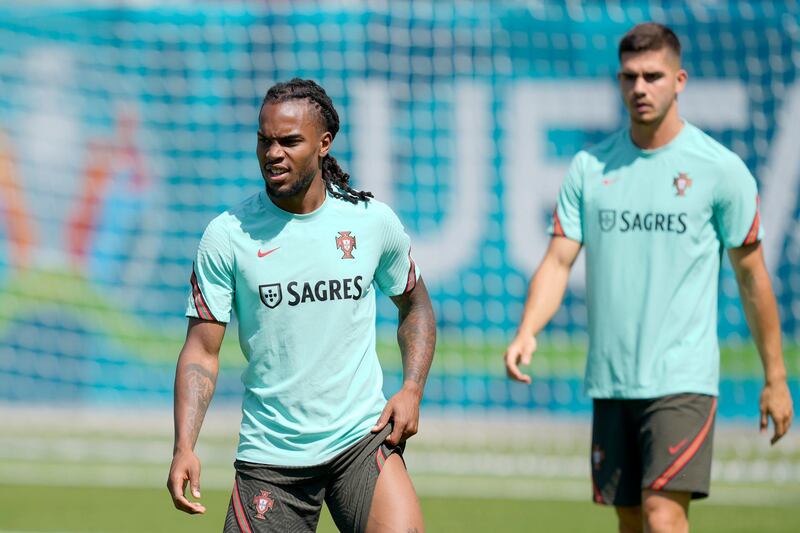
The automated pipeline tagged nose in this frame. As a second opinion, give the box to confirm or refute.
[265,141,283,162]
[632,75,647,95]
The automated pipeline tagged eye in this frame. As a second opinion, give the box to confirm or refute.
[644,73,663,83]
[621,72,637,81]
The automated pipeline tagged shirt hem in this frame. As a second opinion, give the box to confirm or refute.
[586,385,719,399]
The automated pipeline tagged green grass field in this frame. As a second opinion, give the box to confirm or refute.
[2,484,799,533]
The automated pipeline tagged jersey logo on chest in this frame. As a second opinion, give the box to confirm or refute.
[673,172,693,197]
[336,231,356,259]
[259,283,282,309]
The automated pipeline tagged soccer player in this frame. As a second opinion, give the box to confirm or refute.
[167,78,435,532]
[504,23,793,533]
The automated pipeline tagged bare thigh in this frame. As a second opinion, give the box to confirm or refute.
[365,454,424,533]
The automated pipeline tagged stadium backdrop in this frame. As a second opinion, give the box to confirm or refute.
[0,1,798,420]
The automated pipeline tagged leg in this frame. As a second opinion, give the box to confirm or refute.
[325,424,420,533]
[615,505,643,533]
[641,490,690,533]
[365,454,424,533]
[591,400,642,508]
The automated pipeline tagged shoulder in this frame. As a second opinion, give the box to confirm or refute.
[586,128,628,158]
[573,129,629,171]
[685,123,746,166]
[200,192,262,245]
[330,195,399,223]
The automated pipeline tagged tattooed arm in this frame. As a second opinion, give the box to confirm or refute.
[167,317,226,514]
[372,277,436,446]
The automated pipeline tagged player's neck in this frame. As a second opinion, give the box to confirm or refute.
[629,107,683,150]
[268,176,327,215]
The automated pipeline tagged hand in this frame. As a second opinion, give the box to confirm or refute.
[504,334,537,384]
[371,382,422,446]
[759,380,794,445]
[167,449,206,514]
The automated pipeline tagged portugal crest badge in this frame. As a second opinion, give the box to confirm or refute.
[592,444,605,471]
[673,172,692,197]
[336,231,356,259]
[253,490,274,520]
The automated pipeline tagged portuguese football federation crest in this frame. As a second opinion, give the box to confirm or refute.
[673,172,692,196]
[592,444,605,471]
[336,231,356,259]
[599,209,616,232]
[253,490,274,519]
[259,283,282,309]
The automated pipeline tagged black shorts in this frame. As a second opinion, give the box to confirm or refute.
[223,424,403,533]
[591,393,717,506]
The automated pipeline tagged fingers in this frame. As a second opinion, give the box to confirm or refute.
[760,408,768,433]
[386,418,404,446]
[371,403,392,433]
[167,458,206,515]
[504,349,531,384]
[770,410,793,445]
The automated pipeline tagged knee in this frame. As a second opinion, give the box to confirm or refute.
[642,499,687,533]
[615,506,642,533]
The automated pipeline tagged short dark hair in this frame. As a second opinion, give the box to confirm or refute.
[262,78,372,204]
[618,22,681,61]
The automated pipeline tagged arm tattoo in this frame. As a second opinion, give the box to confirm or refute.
[182,363,216,447]
[395,286,436,389]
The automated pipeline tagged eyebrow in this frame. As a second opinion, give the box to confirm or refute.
[619,69,665,76]
[257,132,304,142]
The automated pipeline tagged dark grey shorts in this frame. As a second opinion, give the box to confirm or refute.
[223,424,403,533]
[591,394,717,506]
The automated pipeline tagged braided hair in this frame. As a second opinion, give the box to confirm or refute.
[262,79,373,204]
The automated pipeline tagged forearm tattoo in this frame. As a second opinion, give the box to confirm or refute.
[397,296,436,388]
[181,363,216,446]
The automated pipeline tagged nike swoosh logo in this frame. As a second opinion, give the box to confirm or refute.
[257,247,280,258]
[602,177,620,186]
[668,438,689,455]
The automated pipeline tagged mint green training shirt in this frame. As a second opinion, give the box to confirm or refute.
[186,190,419,466]
[550,122,762,399]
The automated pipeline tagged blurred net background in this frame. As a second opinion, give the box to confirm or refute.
[1,0,799,512]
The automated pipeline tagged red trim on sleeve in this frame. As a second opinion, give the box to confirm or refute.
[403,252,417,293]
[552,207,566,237]
[649,397,717,491]
[191,267,217,322]
[742,196,761,246]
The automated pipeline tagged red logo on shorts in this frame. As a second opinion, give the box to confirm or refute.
[336,231,356,259]
[592,445,605,471]
[253,490,274,519]
[668,438,689,455]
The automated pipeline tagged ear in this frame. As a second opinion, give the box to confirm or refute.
[319,131,333,157]
[675,68,688,95]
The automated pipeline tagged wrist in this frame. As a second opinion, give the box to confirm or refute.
[173,442,195,455]
[401,380,424,400]
[765,372,788,387]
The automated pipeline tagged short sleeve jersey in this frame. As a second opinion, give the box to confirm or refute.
[549,122,762,399]
[186,191,419,466]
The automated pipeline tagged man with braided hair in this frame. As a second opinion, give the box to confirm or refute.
[167,78,435,532]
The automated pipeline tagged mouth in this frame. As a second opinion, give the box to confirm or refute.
[265,165,290,181]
